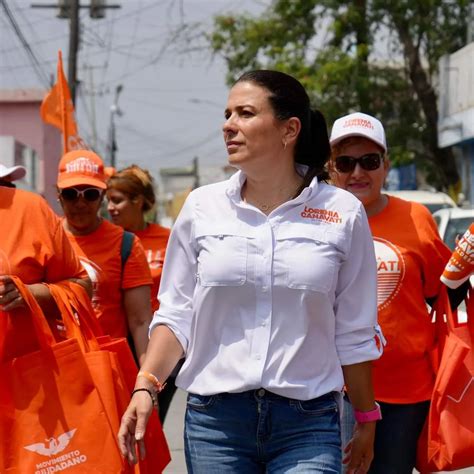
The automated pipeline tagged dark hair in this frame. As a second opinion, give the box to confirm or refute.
[107,165,156,212]
[0,179,16,188]
[234,70,330,182]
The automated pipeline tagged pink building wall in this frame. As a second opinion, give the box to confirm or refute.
[0,89,62,211]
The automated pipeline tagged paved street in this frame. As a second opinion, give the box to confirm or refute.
[163,389,187,473]
[163,389,474,474]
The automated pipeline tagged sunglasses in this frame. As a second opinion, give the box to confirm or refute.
[60,187,103,202]
[334,153,383,173]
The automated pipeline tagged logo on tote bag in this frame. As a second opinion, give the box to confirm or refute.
[25,429,77,456]
[24,428,88,472]
[447,377,474,403]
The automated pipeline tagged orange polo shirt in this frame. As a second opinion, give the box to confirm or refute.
[65,219,152,338]
[0,188,86,360]
[370,196,451,403]
[134,223,171,311]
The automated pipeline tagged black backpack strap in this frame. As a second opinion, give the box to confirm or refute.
[120,230,134,271]
[121,230,139,366]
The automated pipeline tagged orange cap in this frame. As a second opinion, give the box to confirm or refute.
[57,150,107,189]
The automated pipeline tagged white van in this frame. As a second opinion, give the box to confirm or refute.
[384,190,456,214]
[433,207,474,251]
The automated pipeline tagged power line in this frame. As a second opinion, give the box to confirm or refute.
[9,0,48,58]
[123,96,195,113]
[163,130,222,159]
[121,0,143,78]
[0,57,57,72]
[77,81,94,136]
[0,32,67,55]
[0,25,172,71]
[0,8,184,74]
[99,7,116,85]
[0,0,50,87]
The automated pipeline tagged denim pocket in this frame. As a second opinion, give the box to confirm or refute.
[292,393,339,416]
[186,393,217,411]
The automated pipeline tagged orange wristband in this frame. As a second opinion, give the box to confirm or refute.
[137,370,167,393]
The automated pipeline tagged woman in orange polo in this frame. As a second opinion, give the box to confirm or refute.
[107,165,170,313]
[56,150,153,365]
[329,112,467,473]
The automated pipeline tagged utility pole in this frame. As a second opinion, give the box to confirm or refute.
[84,64,98,148]
[107,84,123,168]
[31,1,121,104]
[192,156,199,189]
[68,0,79,103]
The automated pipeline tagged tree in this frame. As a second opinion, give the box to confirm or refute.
[209,0,470,192]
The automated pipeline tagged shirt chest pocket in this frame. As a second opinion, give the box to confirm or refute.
[275,224,346,293]
[195,223,253,287]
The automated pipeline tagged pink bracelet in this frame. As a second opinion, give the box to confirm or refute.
[354,402,382,423]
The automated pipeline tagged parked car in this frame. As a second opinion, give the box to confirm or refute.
[384,189,457,214]
[432,207,474,251]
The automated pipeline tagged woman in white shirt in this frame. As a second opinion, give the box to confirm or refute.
[118,70,383,474]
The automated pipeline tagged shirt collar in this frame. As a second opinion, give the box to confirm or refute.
[225,164,319,206]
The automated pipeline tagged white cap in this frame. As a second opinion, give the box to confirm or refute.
[0,164,27,181]
[329,112,387,152]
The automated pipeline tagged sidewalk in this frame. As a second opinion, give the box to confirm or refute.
[163,389,187,473]
[163,389,474,474]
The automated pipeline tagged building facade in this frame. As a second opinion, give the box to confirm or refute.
[0,89,61,209]
[438,42,474,205]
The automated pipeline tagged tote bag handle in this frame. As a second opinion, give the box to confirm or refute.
[46,283,101,353]
[0,276,56,358]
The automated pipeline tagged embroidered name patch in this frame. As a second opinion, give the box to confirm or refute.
[300,206,342,224]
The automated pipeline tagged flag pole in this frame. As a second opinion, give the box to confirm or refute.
[58,51,68,153]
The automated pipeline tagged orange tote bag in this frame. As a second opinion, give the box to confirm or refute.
[48,285,171,473]
[98,335,172,474]
[0,277,125,474]
[417,286,474,472]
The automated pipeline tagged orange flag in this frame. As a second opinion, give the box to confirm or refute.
[40,50,86,153]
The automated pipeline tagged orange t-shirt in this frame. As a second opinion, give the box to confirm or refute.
[134,223,171,311]
[0,188,86,359]
[65,219,152,338]
[370,196,451,403]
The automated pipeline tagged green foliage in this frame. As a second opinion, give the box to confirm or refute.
[210,0,318,84]
[209,0,470,189]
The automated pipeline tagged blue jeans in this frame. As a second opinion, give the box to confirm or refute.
[184,389,342,473]
[341,395,429,474]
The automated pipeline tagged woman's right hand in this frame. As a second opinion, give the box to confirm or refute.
[0,275,25,311]
[118,390,155,465]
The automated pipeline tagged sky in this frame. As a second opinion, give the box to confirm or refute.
[0,0,268,176]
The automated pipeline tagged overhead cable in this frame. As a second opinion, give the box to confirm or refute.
[0,0,50,87]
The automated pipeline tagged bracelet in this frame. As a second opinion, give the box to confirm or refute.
[137,370,167,393]
[354,402,382,423]
[131,387,157,407]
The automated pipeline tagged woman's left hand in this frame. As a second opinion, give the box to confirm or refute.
[342,422,375,474]
[0,275,25,311]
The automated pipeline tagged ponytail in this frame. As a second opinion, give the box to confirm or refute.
[296,109,330,188]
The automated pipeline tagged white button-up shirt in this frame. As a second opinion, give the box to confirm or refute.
[150,169,382,400]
